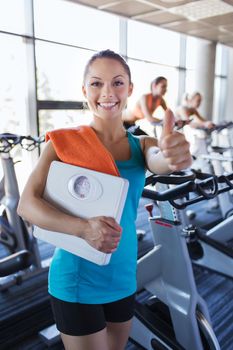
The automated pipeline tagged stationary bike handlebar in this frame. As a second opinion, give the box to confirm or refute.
[0,133,45,153]
[143,170,233,209]
[150,119,191,130]
[196,121,233,134]
[145,170,195,186]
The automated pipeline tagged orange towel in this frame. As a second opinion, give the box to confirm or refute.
[46,126,119,176]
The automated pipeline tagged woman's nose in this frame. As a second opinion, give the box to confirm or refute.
[101,84,113,98]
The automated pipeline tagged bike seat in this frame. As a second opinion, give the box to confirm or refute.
[211,146,232,154]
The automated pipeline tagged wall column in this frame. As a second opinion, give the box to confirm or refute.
[225,47,233,121]
[193,40,216,120]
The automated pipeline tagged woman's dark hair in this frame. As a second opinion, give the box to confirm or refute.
[150,76,167,91]
[83,49,132,84]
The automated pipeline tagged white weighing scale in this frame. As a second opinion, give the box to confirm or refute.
[33,161,129,265]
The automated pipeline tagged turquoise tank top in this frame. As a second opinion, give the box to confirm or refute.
[48,132,145,303]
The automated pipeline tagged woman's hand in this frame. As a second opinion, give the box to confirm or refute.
[159,109,192,172]
[203,120,215,129]
[83,216,122,253]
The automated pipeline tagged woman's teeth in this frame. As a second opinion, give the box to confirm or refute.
[98,102,118,109]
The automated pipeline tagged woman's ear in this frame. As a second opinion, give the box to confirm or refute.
[82,85,86,98]
[128,83,134,97]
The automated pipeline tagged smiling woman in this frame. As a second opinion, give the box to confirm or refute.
[18,49,191,350]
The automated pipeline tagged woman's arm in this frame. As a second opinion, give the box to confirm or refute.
[139,95,161,123]
[190,109,215,129]
[140,137,170,174]
[176,106,214,129]
[17,141,122,253]
[160,97,167,111]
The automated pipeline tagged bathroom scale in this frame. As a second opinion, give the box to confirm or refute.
[33,161,129,265]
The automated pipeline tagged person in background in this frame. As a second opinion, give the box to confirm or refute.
[176,91,216,160]
[175,91,215,129]
[123,76,168,135]
[17,50,191,350]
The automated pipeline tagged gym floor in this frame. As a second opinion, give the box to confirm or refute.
[0,197,233,350]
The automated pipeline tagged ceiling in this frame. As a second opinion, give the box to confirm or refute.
[69,0,233,47]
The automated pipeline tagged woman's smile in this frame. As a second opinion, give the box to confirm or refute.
[97,102,119,110]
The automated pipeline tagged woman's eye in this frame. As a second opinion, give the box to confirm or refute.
[91,81,101,87]
[114,81,124,86]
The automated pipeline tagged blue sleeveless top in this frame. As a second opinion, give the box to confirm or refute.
[48,132,145,303]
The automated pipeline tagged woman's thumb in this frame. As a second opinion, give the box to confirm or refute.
[161,109,175,137]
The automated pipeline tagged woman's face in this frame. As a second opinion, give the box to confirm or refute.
[152,79,167,97]
[82,58,133,121]
[191,94,202,108]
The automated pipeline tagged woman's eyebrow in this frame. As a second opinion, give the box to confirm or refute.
[89,74,125,80]
[113,75,124,79]
[90,76,102,80]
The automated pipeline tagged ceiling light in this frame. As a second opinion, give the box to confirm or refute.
[169,0,233,21]
[159,0,185,3]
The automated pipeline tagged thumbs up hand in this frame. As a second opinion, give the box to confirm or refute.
[158,109,192,171]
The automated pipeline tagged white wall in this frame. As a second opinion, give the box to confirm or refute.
[225,47,233,121]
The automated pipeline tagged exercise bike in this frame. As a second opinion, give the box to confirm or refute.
[181,122,233,227]
[199,151,233,219]
[130,171,232,350]
[0,133,45,290]
[184,121,233,155]
[147,170,233,280]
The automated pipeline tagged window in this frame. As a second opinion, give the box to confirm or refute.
[215,43,228,76]
[186,36,199,70]
[0,33,28,134]
[127,20,180,67]
[36,41,92,101]
[38,109,92,136]
[34,0,119,52]
[0,0,28,35]
[185,70,196,97]
[35,0,121,135]
[213,44,228,122]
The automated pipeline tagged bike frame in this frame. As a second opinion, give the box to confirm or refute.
[131,182,220,350]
